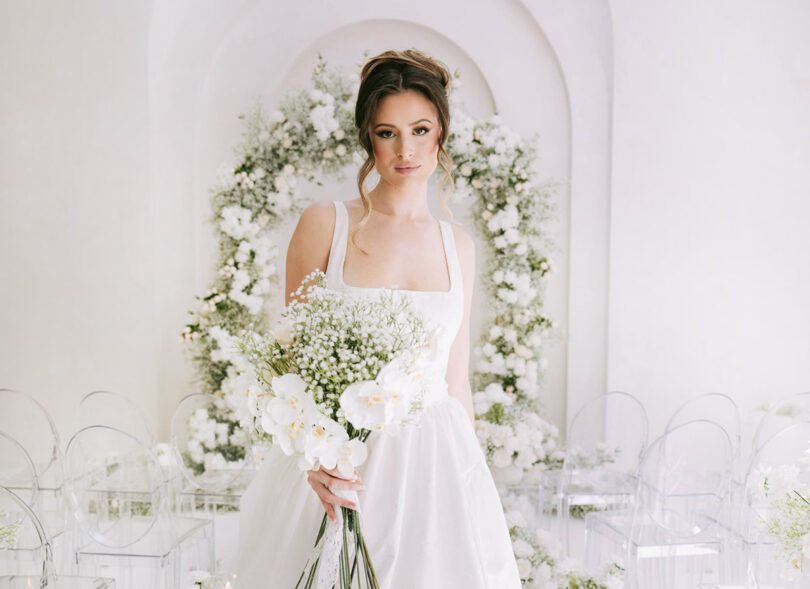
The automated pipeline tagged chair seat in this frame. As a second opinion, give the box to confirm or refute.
[0,575,115,588]
[75,515,211,559]
[587,508,725,558]
[543,469,637,512]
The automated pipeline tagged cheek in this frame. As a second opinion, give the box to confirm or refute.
[371,137,389,159]
[424,135,439,156]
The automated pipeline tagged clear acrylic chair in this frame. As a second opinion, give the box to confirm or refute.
[0,435,46,577]
[171,393,255,576]
[542,391,648,554]
[0,432,70,576]
[584,419,735,588]
[739,421,810,587]
[0,577,115,588]
[750,391,810,459]
[665,393,742,480]
[665,393,745,555]
[0,485,115,588]
[63,425,213,589]
[75,391,155,447]
[0,390,64,513]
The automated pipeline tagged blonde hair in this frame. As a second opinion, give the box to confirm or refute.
[352,49,455,254]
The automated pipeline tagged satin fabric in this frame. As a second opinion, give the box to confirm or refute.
[236,200,521,588]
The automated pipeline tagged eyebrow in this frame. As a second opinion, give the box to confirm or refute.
[373,118,433,130]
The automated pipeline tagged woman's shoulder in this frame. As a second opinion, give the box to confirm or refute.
[299,199,336,224]
[289,200,336,257]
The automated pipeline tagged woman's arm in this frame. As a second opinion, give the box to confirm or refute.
[445,225,476,427]
[286,200,364,522]
[285,200,335,306]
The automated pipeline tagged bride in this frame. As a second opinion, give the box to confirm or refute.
[236,48,522,588]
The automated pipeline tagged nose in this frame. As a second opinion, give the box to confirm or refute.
[397,137,414,160]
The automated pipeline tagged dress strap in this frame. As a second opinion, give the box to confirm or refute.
[439,220,463,294]
[325,200,348,286]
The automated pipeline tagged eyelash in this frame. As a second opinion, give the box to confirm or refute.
[375,127,430,139]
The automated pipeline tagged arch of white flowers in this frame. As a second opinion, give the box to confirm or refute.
[179,55,621,587]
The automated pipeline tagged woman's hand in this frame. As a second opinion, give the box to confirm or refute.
[306,465,365,522]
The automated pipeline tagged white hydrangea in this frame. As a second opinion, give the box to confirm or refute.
[219,205,260,240]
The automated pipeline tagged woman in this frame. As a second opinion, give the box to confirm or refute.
[237,49,521,588]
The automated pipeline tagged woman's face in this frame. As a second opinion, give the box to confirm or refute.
[370,89,441,187]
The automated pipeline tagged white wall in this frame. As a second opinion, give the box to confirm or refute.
[0,2,158,443]
[607,0,810,442]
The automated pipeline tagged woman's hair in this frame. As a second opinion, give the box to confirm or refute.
[352,49,455,253]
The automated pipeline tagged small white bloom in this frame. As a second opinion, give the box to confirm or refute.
[516,558,531,578]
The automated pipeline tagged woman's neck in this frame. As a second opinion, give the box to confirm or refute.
[367,183,431,221]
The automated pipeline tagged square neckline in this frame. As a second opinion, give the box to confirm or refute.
[336,201,454,295]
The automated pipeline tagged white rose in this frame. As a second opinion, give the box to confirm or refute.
[516,558,532,579]
[512,538,534,559]
[492,448,512,468]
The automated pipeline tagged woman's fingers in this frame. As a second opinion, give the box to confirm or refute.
[320,498,337,522]
[317,486,357,510]
[306,470,360,512]
[311,468,364,491]
[323,465,361,483]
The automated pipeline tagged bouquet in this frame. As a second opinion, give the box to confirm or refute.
[241,269,444,589]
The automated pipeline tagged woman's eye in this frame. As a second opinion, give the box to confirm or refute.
[376,128,431,139]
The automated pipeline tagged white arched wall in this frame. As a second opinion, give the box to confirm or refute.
[149,0,613,439]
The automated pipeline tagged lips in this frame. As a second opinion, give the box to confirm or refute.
[395,164,420,170]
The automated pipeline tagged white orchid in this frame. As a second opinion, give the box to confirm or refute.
[339,358,420,432]
[322,438,368,479]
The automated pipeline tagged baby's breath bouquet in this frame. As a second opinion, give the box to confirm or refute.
[241,269,444,589]
[752,463,810,581]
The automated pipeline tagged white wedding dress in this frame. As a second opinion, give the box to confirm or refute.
[236,200,522,588]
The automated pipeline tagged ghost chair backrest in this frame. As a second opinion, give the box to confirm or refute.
[75,390,155,447]
[751,391,810,457]
[636,419,734,540]
[64,425,166,549]
[0,485,55,580]
[742,420,810,585]
[0,389,61,490]
[171,393,250,494]
[0,431,39,508]
[564,391,648,476]
[744,420,810,528]
[665,392,742,478]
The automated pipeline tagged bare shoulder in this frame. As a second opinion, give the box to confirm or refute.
[289,200,335,253]
[297,199,336,233]
[286,200,337,303]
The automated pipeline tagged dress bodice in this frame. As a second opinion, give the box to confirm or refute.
[324,200,464,377]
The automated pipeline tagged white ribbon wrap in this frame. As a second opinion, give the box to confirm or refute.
[302,487,360,589]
